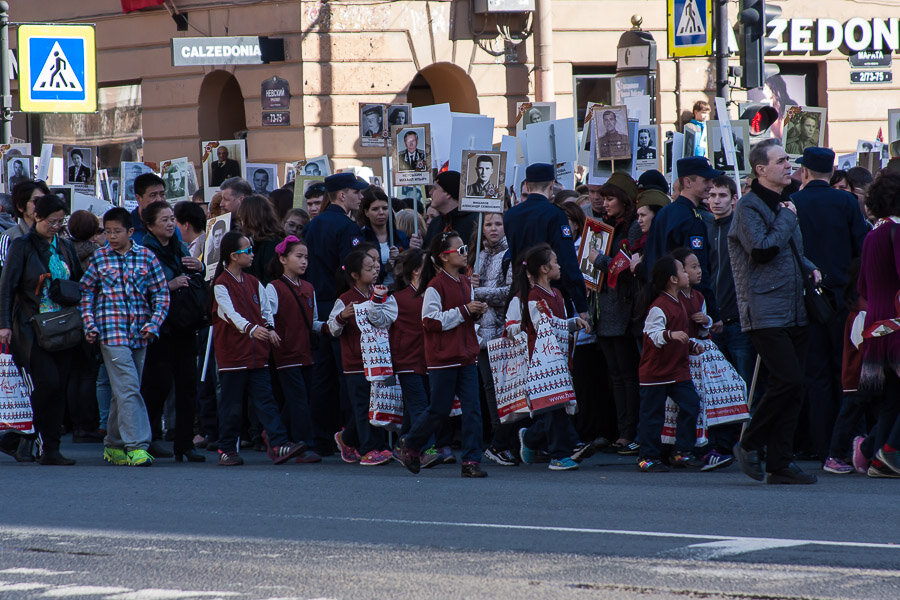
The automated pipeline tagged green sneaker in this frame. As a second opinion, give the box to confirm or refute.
[125,448,154,467]
[103,447,127,466]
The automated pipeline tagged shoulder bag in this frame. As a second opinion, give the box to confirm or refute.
[160,242,209,331]
[282,278,320,351]
[788,238,835,324]
[28,236,83,352]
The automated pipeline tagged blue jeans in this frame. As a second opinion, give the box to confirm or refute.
[523,409,579,459]
[712,322,756,386]
[218,368,289,453]
[344,373,387,455]
[406,365,482,463]
[398,373,429,435]
[638,381,700,459]
[277,366,314,446]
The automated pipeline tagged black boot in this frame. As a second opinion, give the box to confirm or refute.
[39,449,76,466]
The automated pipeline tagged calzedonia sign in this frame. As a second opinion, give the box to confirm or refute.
[172,36,263,66]
[767,17,900,54]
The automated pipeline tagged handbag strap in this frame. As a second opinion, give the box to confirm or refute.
[281,276,314,333]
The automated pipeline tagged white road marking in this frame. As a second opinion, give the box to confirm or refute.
[0,582,51,591]
[671,538,807,559]
[0,568,76,576]
[106,590,240,599]
[39,585,133,597]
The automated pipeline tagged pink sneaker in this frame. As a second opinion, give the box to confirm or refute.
[851,436,869,474]
[360,449,391,466]
[334,430,360,464]
[823,456,853,474]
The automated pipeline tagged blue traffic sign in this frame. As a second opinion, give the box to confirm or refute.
[667,0,713,57]
[18,24,97,113]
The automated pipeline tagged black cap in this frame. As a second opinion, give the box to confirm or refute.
[324,172,369,193]
[435,170,461,201]
[638,169,670,194]
[676,156,723,179]
[795,147,835,173]
[525,163,554,183]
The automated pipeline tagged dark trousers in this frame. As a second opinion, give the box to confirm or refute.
[406,365,482,463]
[398,373,428,435]
[28,345,76,453]
[829,391,872,458]
[277,366,314,446]
[707,422,741,455]
[638,381,700,459]
[572,340,616,443]
[477,348,518,450]
[523,408,579,459]
[218,368,288,453]
[343,373,386,455]
[66,345,100,432]
[195,327,218,440]
[711,322,757,386]
[875,371,900,452]
[744,326,809,472]
[800,312,845,458]
[142,330,198,453]
[597,335,641,442]
[309,333,349,451]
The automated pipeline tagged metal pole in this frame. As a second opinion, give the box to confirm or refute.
[0,1,11,145]
[715,0,729,99]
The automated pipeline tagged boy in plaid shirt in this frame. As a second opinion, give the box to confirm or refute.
[80,207,170,467]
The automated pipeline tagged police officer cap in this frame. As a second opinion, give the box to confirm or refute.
[677,156,723,179]
[525,163,555,183]
[638,169,670,194]
[324,172,369,193]
[795,147,836,173]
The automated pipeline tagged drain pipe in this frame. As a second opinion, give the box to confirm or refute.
[533,0,554,102]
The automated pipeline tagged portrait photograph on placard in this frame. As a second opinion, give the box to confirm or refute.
[204,212,233,280]
[49,185,74,214]
[295,155,332,177]
[387,103,412,128]
[577,217,615,290]
[781,106,826,157]
[292,175,326,209]
[109,178,120,204]
[589,119,636,184]
[398,185,426,208]
[391,124,432,186]
[245,163,279,195]
[515,102,556,135]
[64,145,96,195]
[5,155,33,191]
[837,152,856,171]
[592,105,631,161]
[633,125,659,179]
[161,157,191,203]
[708,120,751,175]
[460,150,506,212]
[120,161,154,210]
[360,103,387,147]
[201,139,246,202]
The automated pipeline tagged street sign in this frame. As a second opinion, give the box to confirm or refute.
[262,111,290,126]
[850,71,892,84]
[849,50,892,69]
[667,0,712,57]
[18,24,97,113]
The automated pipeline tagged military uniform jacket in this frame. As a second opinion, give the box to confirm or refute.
[302,203,362,318]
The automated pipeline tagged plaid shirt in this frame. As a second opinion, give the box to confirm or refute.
[79,243,170,348]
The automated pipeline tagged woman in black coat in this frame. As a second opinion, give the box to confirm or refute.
[0,195,84,465]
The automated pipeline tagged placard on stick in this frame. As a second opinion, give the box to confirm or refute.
[391,124,432,187]
[459,150,507,213]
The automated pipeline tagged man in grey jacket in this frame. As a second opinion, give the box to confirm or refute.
[728,139,821,485]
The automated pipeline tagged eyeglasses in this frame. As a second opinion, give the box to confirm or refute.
[442,244,467,256]
[233,246,254,256]
[43,218,65,229]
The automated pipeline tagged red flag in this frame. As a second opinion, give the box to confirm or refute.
[607,249,631,289]
[877,127,884,142]
[121,0,166,13]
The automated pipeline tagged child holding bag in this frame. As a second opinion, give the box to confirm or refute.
[265,235,323,463]
[393,231,488,478]
[636,254,702,473]
[212,231,307,466]
[327,249,397,466]
[506,243,589,471]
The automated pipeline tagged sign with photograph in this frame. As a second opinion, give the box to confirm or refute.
[261,76,290,110]
[63,145,96,196]
[837,152,857,171]
[201,139,247,202]
[387,103,412,129]
[204,212,233,280]
[577,217,616,291]
[515,102,556,135]
[781,106,826,157]
[391,124,432,186]
[360,103,388,148]
[460,150,507,213]
[4,155,33,193]
[49,185,74,214]
[592,105,632,161]
[160,157,191,203]
[294,155,331,177]
[120,161,154,211]
[708,120,750,176]
[589,119,637,184]
[246,163,279,195]
[397,185,426,209]
[633,125,660,180]
[292,176,325,210]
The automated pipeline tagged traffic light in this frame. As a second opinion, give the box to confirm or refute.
[738,0,781,89]
[739,103,779,137]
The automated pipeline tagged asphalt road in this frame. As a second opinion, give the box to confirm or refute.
[1,440,898,599]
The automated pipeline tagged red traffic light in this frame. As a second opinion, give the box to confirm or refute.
[740,104,779,135]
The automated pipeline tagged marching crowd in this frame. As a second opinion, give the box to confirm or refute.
[1,136,900,484]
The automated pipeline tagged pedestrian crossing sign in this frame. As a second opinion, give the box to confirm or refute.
[18,24,97,113]
[667,0,712,58]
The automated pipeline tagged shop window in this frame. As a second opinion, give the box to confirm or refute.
[573,67,615,131]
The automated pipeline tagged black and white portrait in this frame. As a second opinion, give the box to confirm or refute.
[201,139,246,202]
[593,105,631,161]
[388,104,411,127]
[5,156,32,190]
[515,102,556,134]
[360,103,387,147]
[246,163,278,195]
[204,214,232,280]
[461,150,507,212]
[709,120,751,174]
[636,128,657,160]
[782,107,826,156]
[161,157,190,202]
[65,146,93,185]
[465,155,497,198]
[120,161,153,209]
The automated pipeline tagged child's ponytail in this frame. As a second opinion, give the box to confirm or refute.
[335,249,369,296]
[418,231,461,296]
[634,254,680,321]
[509,243,553,333]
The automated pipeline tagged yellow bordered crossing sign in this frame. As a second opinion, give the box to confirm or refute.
[667,0,713,58]
[18,23,97,113]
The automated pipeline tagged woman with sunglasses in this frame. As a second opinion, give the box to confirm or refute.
[0,194,84,465]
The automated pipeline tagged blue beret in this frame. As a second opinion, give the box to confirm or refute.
[795,147,835,173]
[677,156,723,179]
[525,162,555,183]
[324,172,369,193]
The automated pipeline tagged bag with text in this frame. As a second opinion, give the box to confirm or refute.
[487,332,529,423]
[525,315,576,416]
[369,382,403,431]
[0,347,34,435]
[354,302,394,382]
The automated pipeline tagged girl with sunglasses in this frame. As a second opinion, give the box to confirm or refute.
[394,232,489,477]
[211,231,307,466]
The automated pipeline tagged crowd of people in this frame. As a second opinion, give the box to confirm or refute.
[1,140,899,484]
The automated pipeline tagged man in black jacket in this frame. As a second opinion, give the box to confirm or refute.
[422,171,479,249]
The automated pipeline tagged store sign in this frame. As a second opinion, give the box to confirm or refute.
[172,36,263,66]
[767,18,900,54]
[261,76,290,110]
[850,71,892,84]
[849,49,892,68]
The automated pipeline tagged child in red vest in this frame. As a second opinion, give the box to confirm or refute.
[265,235,322,463]
[506,243,589,471]
[636,254,702,472]
[211,231,306,466]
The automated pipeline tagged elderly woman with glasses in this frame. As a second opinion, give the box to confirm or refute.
[0,194,84,465]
